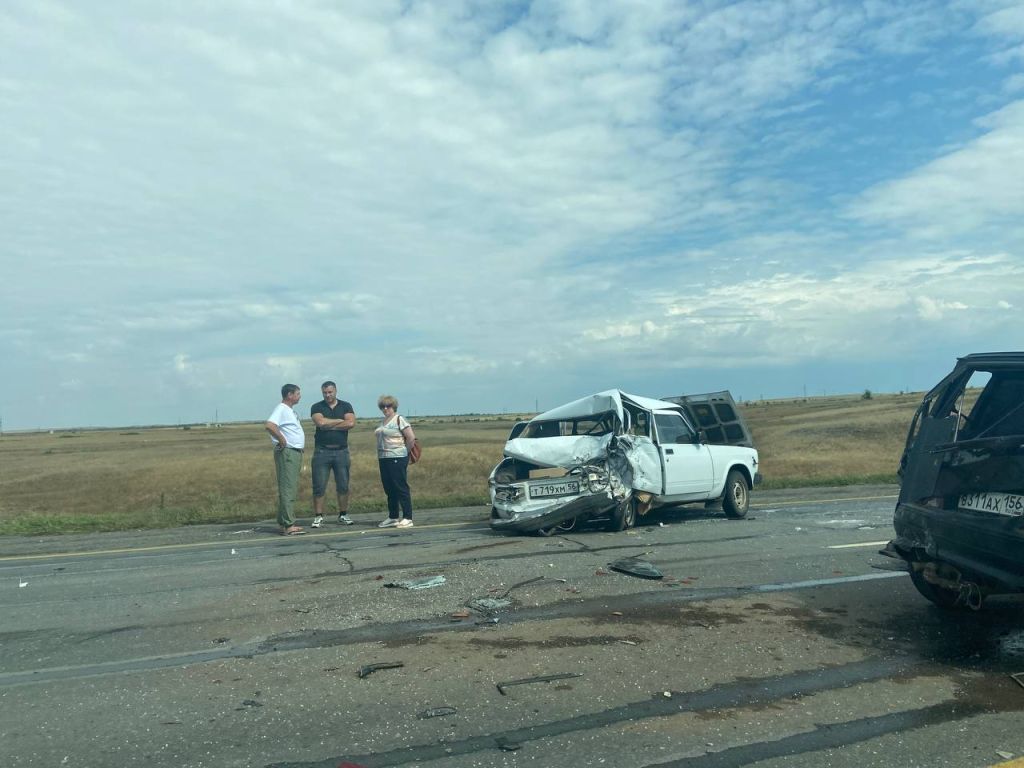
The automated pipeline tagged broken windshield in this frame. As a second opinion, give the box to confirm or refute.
[520,410,618,439]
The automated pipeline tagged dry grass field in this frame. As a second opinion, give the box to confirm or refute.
[0,393,922,535]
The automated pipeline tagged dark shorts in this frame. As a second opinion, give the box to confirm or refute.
[312,447,350,497]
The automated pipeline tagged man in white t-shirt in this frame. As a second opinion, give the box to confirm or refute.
[264,384,306,535]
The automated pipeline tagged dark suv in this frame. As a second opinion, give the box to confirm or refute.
[883,352,1024,609]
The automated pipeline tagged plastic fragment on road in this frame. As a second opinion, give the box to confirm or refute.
[1011,672,1024,689]
[18,578,27,588]
[608,557,663,580]
[995,751,1015,760]
[357,661,404,679]
[496,672,583,696]
[418,706,457,719]
[384,575,446,590]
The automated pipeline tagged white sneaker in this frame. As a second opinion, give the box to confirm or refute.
[311,515,323,528]
[396,518,414,528]
[337,514,354,525]
[378,518,399,528]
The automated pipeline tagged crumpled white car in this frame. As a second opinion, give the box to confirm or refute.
[489,389,760,535]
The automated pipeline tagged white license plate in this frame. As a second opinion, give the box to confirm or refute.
[530,480,580,499]
[958,492,1024,517]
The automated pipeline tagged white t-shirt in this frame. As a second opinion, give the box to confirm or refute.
[376,414,410,458]
[267,403,305,449]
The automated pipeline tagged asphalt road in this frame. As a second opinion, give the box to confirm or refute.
[2,485,1023,768]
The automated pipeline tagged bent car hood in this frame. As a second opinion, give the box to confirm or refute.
[502,389,667,495]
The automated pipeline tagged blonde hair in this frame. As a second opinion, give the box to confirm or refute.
[377,394,398,410]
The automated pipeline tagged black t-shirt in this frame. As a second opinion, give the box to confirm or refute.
[310,399,354,449]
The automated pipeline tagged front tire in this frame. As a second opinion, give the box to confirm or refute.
[607,498,637,532]
[722,469,750,519]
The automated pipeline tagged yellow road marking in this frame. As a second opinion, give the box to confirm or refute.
[0,521,474,563]
[828,541,890,549]
[990,758,1024,767]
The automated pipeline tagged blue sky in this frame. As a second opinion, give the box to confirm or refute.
[1,1,1022,429]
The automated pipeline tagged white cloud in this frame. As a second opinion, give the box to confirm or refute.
[1,1,1022,427]
[847,100,1024,237]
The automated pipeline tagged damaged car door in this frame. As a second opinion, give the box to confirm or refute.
[654,411,714,497]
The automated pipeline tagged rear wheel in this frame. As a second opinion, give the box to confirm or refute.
[909,569,968,610]
[607,498,637,532]
[722,469,750,519]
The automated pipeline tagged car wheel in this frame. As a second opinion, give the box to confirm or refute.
[722,469,749,519]
[909,569,968,610]
[607,498,637,532]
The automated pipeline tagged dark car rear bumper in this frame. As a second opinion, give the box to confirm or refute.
[892,501,1024,592]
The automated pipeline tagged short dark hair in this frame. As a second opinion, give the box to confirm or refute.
[321,381,336,390]
[281,384,300,399]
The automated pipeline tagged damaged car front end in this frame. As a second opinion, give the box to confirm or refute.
[882,352,1024,609]
[489,389,748,535]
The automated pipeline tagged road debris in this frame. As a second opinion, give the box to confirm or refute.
[496,672,583,696]
[468,597,513,612]
[996,751,1014,760]
[450,610,470,620]
[495,736,522,751]
[358,661,404,679]
[608,557,663,580]
[1011,672,1024,689]
[18,578,28,588]
[475,617,500,626]
[418,706,457,719]
[384,575,446,590]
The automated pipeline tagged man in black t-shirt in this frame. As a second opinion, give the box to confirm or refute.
[309,381,356,527]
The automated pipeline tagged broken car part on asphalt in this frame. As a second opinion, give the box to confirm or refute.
[488,389,760,536]
[881,352,1024,610]
[417,706,457,719]
[496,672,583,696]
[383,575,446,590]
[608,557,664,580]
[357,661,404,679]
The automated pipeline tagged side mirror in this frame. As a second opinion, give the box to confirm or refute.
[696,429,707,444]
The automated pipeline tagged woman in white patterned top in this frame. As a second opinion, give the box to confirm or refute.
[374,394,416,528]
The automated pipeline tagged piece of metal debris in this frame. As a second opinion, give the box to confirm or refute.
[996,751,1014,760]
[608,557,663,580]
[384,575,446,590]
[418,706,457,719]
[496,673,583,696]
[468,597,513,613]
[358,661,404,679]
[1011,672,1024,689]
[475,617,500,626]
